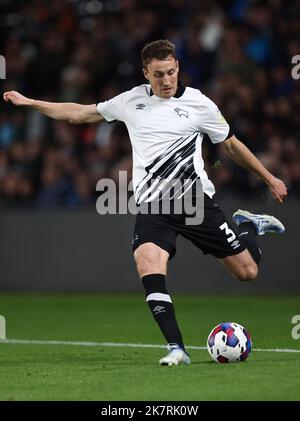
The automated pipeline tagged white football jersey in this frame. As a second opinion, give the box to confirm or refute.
[96,84,231,204]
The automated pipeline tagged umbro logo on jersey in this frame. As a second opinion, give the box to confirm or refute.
[136,103,146,110]
[174,107,189,118]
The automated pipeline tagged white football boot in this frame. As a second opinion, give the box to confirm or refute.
[232,209,285,236]
[159,344,191,366]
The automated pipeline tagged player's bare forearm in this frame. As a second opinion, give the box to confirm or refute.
[221,136,272,182]
[220,135,288,203]
[3,90,103,124]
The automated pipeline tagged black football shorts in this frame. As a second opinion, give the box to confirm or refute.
[132,194,246,259]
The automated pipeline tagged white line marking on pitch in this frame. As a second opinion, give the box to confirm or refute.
[0,339,300,353]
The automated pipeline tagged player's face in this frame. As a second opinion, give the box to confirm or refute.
[143,57,179,99]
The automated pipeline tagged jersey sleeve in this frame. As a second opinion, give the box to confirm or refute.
[96,92,126,122]
[200,95,231,143]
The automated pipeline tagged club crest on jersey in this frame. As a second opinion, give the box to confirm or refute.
[136,103,146,110]
[174,107,189,118]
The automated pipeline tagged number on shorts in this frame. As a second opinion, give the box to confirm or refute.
[219,222,236,243]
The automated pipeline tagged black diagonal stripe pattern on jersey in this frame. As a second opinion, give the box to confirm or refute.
[145,161,200,203]
[135,132,198,195]
[136,133,199,204]
[136,137,198,202]
[148,132,198,171]
[163,167,199,201]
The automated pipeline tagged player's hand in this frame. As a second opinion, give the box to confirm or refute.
[3,90,32,106]
[268,177,288,204]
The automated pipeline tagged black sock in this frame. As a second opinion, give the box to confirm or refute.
[142,274,185,350]
[238,222,261,266]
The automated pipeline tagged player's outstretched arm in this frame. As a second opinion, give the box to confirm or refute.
[3,90,103,124]
[220,135,288,204]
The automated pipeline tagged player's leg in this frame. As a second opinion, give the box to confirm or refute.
[178,195,284,282]
[134,242,185,350]
[221,209,285,281]
[134,242,169,277]
[133,237,190,365]
[227,209,285,279]
[219,248,258,281]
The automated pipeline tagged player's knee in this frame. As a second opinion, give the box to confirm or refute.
[237,263,258,282]
[134,243,166,277]
[135,254,153,275]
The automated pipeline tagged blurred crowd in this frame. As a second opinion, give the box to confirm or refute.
[0,0,299,208]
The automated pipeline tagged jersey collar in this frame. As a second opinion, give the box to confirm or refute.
[149,82,186,99]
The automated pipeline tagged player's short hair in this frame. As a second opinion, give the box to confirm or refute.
[141,39,176,68]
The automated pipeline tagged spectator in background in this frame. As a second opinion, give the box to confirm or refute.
[0,0,299,208]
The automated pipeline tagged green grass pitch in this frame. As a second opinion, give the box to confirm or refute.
[0,293,300,401]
